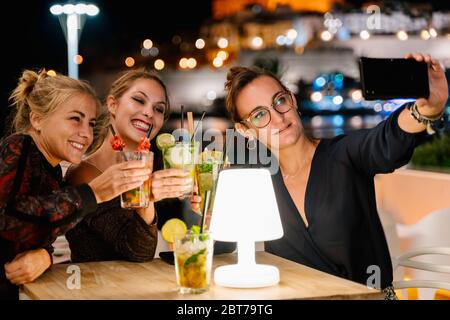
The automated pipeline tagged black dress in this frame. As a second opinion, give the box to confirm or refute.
[265,104,419,289]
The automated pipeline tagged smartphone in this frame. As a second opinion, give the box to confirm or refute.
[359,57,429,100]
[159,251,174,265]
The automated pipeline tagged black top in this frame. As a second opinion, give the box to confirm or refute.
[265,104,418,289]
[66,198,158,263]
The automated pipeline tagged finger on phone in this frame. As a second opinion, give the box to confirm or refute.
[413,53,423,62]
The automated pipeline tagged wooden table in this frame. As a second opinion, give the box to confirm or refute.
[22,252,383,300]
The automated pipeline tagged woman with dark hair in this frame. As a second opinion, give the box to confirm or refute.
[219,53,447,299]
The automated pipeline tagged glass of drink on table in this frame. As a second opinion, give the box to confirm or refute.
[173,226,213,294]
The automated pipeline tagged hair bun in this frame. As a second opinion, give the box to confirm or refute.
[19,70,44,97]
[227,67,247,82]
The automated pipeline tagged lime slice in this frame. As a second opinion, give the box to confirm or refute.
[156,133,175,150]
[161,218,187,243]
[200,149,223,163]
[168,144,193,166]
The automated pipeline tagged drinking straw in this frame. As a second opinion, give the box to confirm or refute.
[108,124,117,136]
[187,111,198,193]
[191,111,206,142]
[200,190,211,233]
[109,124,127,161]
[146,124,154,139]
[180,105,184,142]
[220,129,232,171]
[187,111,194,140]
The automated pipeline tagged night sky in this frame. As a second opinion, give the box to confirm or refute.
[0,0,212,135]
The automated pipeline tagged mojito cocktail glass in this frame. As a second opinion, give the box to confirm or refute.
[173,231,213,294]
[162,141,199,197]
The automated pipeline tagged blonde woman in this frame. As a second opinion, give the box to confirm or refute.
[0,69,151,299]
[65,70,191,263]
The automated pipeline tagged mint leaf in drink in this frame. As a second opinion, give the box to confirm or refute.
[191,225,201,234]
[184,249,206,268]
[198,163,213,173]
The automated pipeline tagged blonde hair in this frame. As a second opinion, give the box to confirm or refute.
[108,68,171,120]
[9,69,107,154]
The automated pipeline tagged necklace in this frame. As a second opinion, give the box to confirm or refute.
[281,166,302,180]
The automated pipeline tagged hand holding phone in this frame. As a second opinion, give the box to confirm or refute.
[359,57,429,100]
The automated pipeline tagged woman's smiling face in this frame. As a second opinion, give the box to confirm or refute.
[109,78,167,150]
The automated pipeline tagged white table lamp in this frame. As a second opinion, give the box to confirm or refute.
[210,168,283,288]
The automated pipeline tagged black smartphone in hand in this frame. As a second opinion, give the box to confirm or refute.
[159,251,174,265]
[359,57,429,100]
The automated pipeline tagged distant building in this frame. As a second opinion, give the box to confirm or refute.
[212,0,339,19]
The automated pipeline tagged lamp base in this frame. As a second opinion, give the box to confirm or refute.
[214,264,280,288]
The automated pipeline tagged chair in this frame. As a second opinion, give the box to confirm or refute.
[392,247,450,295]
[379,207,450,299]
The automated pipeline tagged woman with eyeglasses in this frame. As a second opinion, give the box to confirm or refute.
[217,53,447,299]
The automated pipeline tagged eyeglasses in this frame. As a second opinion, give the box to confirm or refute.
[242,91,293,128]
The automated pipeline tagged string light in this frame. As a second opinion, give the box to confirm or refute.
[143,39,153,49]
[396,30,408,41]
[46,70,57,77]
[217,50,229,60]
[217,37,228,49]
[125,57,135,67]
[195,38,205,49]
[360,30,370,40]
[213,57,223,68]
[179,58,188,69]
[73,54,83,64]
[321,30,333,41]
[187,58,197,69]
[250,36,263,49]
[154,59,165,70]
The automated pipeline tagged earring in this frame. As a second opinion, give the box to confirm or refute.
[247,138,257,150]
[297,108,302,117]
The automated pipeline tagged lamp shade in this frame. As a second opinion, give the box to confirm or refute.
[210,168,283,242]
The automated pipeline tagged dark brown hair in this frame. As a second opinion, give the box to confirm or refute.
[224,66,289,123]
[224,66,316,143]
